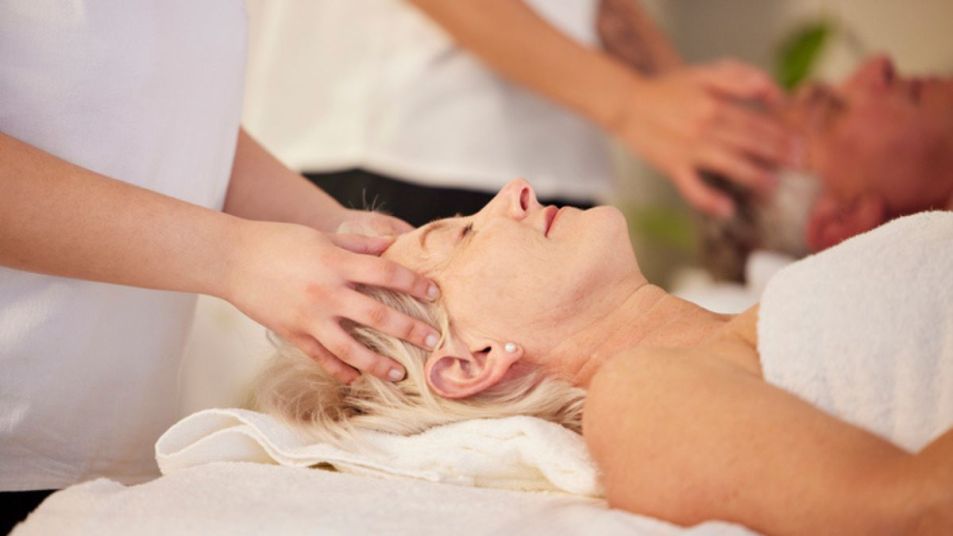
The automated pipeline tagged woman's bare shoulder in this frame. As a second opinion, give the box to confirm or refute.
[582,333,921,533]
[727,304,759,344]
[713,304,762,377]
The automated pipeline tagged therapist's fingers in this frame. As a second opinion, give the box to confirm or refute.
[343,254,440,303]
[699,60,784,104]
[697,143,776,194]
[713,126,784,180]
[338,211,415,238]
[330,233,395,256]
[319,325,406,382]
[291,333,360,384]
[671,166,734,218]
[368,213,414,236]
[342,290,440,351]
[717,106,793,168]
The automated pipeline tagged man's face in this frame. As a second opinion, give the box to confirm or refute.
[792,55,953,213]
[783,56,953,250]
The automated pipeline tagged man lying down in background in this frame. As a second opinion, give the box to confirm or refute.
[701,55,953,281]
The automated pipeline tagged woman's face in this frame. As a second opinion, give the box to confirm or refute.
[384,179,639,358]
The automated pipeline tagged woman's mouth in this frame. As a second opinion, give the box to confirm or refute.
[544,206,561,237]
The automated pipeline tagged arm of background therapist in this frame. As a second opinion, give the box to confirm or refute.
[408,0,793,216]
[0,132,439,383]
[584,347,953,534]
[594,0,682,76]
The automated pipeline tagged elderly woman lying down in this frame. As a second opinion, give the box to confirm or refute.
[252,55,953,536]
[252,176,953,534]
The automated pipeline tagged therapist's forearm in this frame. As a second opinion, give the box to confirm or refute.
[409,0,644,131]
[0,132,239,298]
[595,0,682,75]
[223,128,348,233]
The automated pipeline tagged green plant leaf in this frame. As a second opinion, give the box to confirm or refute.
[776,20,833,90]
[628,206,696,252]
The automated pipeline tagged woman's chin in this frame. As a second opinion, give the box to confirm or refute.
[586,205,632,242]
[573,205,637,269]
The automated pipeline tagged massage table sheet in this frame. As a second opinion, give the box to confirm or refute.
[13,462,756,536]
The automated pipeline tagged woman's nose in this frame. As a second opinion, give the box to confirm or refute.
[496,178,541,220]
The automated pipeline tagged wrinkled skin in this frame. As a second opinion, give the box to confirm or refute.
[384,179,640,368]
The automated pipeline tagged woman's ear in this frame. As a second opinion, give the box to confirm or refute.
[805,192,887,252]
[424,336,523,399]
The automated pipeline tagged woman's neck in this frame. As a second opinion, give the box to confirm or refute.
[548,280,732,387]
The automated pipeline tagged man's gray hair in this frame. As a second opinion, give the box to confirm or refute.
[700,170,821,281]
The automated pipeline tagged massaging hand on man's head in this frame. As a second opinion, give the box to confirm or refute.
[615,60,796,217]
[224,216,440,384]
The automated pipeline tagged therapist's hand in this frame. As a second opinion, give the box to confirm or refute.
[337,208,414,237]
[225,219,440,384]
[617,60,795,217]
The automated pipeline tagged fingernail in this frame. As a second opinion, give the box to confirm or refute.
[388,367,405,382]
[425,333,439,350]
[427,284,440,301]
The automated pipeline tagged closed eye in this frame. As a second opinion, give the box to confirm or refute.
[460,222,474,239]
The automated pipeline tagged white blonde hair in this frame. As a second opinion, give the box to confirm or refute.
[251,286,586,444]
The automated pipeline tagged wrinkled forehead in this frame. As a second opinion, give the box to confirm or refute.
[383,229,428,272]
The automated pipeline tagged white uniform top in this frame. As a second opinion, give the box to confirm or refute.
[0,1,246,490]
[243,0,612,202]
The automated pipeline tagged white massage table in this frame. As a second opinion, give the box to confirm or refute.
[13,462,755,535]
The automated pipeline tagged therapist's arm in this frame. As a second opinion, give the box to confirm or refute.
[409,0,648,136]
[595,0,682,75]
[408,0,793,216]
[0,132,240,297]
[0,132,438,383]
[224,128,412,236]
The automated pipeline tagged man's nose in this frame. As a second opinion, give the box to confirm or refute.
[864,55,895,89]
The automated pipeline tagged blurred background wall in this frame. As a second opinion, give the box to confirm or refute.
[653,0,953,76]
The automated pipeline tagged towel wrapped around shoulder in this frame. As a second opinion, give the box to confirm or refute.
[758,211,953,452]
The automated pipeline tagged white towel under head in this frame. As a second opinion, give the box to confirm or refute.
[155,408,602,496]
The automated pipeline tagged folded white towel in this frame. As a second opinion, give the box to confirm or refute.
[155,408,602,496]
[758,211,953,452]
